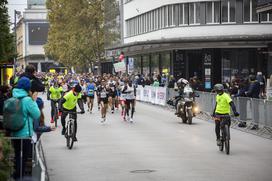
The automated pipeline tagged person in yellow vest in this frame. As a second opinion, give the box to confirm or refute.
[49,81,63,123]
[59,84,85,141]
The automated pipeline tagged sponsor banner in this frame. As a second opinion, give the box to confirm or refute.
[114,62,126,72]
[136,86,167,106]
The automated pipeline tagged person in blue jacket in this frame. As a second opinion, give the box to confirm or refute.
[11,76,41,179]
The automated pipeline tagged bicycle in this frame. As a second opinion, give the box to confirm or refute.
[214,115,231,155]
[63,111,83,149]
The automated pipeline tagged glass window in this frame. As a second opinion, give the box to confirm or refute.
[184,4,189,24]
[158,9,161,29]
[230,0,236,22]
[142,55,150,76]
[243,0,250,22]
[206,2,213,23]
[221,0,228,23]
[189,3,194,24]
[165,6,169,26]
[168,5,172,26]
[151,54,159,75]
[270,12,272,21]
[252,0,258,22]
[214,1,220,23]
[178,4,183,24]
[261,12,268,22]
[195,2,200,24]
[161,53,171,75]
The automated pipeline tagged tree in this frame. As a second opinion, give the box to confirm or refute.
[0,0,15,63]
[45,0,119,73]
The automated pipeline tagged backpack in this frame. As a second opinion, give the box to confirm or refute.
[3,96,26,132]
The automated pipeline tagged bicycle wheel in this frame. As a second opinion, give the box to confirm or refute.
[224,125,230,155]
[219,137,224,152]
[66,121,73,149]
[68,121,75,149]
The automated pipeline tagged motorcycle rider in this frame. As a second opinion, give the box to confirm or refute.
[173,78,190,116]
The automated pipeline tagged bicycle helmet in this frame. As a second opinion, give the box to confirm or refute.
[213,84,224,92]
[74,84,82,93]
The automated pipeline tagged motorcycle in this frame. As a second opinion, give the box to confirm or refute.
[167,85,199,124]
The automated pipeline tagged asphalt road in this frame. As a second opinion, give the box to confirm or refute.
[41,98,272,181]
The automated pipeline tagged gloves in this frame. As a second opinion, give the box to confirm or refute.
[234,112,240,117]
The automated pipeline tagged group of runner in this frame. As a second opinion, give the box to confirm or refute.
[46,73,137,124]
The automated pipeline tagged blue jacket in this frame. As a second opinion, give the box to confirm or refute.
[11,88,41,138]
[246,81,260,98]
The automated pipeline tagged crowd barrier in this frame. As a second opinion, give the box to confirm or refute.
[4,137,48,181]
[136,86,272,133]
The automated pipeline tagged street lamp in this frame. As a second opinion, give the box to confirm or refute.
[14,10,21,74]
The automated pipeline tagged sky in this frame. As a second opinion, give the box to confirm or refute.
[7,0,28,28]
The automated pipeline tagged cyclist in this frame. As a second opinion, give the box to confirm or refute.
[86,79,96,113]
[49,81,63,124]
[212,84,239,146]
[59,84,85,141]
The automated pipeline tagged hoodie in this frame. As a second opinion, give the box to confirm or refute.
[11,88,41,138]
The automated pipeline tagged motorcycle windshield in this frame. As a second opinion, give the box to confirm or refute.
[183,85,194,98]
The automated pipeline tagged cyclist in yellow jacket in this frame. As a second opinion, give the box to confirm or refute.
[59,84,85,141]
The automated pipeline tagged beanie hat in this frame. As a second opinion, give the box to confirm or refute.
[74,84,82,93]
[36,97,44,109]
[17,77,31,91]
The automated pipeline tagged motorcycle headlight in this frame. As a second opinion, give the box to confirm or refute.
[193,106,199,113]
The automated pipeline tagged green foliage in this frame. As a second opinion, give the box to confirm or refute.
[45,0,119,72]
[0,133,14,181]
[0,0,16,63]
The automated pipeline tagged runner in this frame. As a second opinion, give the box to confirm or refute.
[100,80,109,123]
[86,79,96,113]
[123,79,136,123]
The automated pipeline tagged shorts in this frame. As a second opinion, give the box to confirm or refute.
[87,95,95,99]
[125,99,135,104]
[100,98,108,104]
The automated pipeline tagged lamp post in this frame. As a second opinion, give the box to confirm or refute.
[14,10,21,74]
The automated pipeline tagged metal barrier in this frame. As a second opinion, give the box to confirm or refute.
[3,137,48,181]
[166,90,272,137]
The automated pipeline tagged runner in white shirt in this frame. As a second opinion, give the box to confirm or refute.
[123,80,136,123]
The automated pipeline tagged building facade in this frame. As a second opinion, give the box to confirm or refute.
[106,0,272,90]
[16,0,55,72]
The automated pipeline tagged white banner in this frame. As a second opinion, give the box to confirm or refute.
[114,62,126,72]
[136,86,167,106]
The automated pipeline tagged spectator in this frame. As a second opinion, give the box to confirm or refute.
[160,74,167,87]
[256,72,266,98]
[11,77,41,179]
[168,75,176,88]
[33,97,54,142]
[19,65,45,92]
[245,74,260,130]
[153,78,160,87]
[245,74,260,99]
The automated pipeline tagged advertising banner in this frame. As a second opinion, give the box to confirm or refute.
[136,86,167,106]
[114,62,126,72]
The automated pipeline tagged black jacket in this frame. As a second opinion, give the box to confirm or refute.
[20,73,45,92]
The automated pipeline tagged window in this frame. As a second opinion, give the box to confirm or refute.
[206,2,213,23]
[222,0,236,23]
[206,1,220,24]
[261,12,272,22]
[189,3,200,25]
[28,23,49,45]
[178,4,183,25]
[168,5,174,26]
[184,4,189,25]
[165,6,169,27]
[244,0,259,22]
